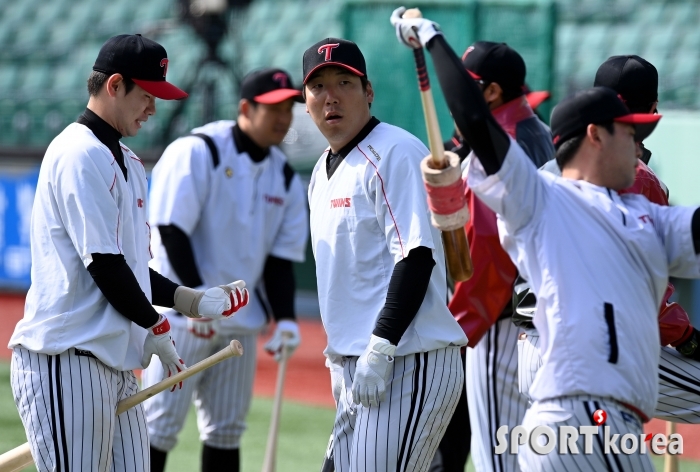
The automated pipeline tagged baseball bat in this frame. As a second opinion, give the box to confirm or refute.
[0,340,244,472]
[261,334,292,472]
[403,7,474,282]
[664,421,679,472]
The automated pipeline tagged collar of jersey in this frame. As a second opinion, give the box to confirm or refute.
[232,124,269,163]
[326,116,380,179]
[77,108,127,180]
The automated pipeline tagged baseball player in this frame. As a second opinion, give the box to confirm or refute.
[8,34,249,472]
[392,11,700,471]
[303,37,468,472]
[518,55,700,425]
[432,42,554,472]
[143,67,308,472]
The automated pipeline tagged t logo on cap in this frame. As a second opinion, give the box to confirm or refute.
[272,72,289,88]
[318,43,340,61]
[160,58,169,78]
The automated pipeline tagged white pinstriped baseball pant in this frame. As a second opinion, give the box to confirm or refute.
[328,346,463,472]
[11,347,149,472]
[142,315,258,451]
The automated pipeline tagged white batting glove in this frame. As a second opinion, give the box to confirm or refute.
[351,335,396,407]
[390,6,442,49]
[173,280,249,320]
[187,317,219,339]
[264,319,301,362]
[141,315,187,391]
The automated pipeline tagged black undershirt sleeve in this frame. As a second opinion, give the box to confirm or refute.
[373,246,436,345]
[149,268,179,308]
[158,224,204,288]
[426,35,511,175]
[262,255,296,321]
[693,208,700,254]
[87,253,160,329]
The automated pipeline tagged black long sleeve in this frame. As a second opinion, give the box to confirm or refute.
[87,253,160,329]
[373,246,436,345]
[426,35,511,175]
[158,224,204,288]
[149,268,178,308]
[693,208,700,254]
[262,255,296,321]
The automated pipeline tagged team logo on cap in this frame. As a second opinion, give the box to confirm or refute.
[272,72,289,88]
[318,43,340,61]
[160,58,169,78]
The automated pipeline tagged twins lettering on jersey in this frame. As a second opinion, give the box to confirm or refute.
[330,197,351,208]
[264,195,284,206]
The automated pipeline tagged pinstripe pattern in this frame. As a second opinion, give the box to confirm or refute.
[143,318,258,450]
[519,395,655,472]
[330,346,463,472]
[467,318,528,472]
[519,331,700,424]
[11,347,149,472]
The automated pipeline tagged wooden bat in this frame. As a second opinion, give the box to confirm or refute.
[664,421,678,472]
[403,7,474,282]
[0,340,244,472]
[261,334,292,472]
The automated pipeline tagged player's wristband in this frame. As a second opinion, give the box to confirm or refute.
[173,286,205,318]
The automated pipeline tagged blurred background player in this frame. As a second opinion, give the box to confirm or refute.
[518,54,700,424]
[430,41,554,472]
[9,34,249,472]
[143,67,309,472]
[304,37,467,472]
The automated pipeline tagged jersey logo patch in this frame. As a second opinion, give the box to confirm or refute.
[330,197,351,208]
[265,195,284,206]
[225,167,233,178]
[137,198,144,208]
[367,144,381,161]
[638,214,654,225]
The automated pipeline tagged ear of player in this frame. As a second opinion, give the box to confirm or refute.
[173,280,249,319]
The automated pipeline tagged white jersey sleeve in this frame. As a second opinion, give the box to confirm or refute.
[649,203,700,278]
[269,173,308,263]
[149,136,212,235]
[370,139,437,263]
[53,145,122,267]
[467,137,550,235]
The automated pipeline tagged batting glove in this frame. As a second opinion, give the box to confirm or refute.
[173,280,249,320]
[141,315,187,391]
[264,319,301,362]
[187,317,219,340]
[351,335,396,407]
[390,6,442,49]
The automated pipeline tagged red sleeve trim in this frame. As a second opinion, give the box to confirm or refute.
[356,146,405,258]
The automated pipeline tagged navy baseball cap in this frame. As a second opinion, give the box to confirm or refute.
[461,41,526,93]
[302,38,366,84]
[240,68,303,104]
[550,87,661,149]
[594,55,658,111]
[93,34,188,100]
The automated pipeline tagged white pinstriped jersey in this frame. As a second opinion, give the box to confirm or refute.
[308,122,468,357]
[467,137,700,419]
[149,120,308,334]
[9,123,151,371]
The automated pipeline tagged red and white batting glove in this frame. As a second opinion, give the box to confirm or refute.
[351,335,396,408]
[173,280,249,320]
[390,6,442,49]
[264,319,301,362]
[141,315,186,391]
[187,317,219,339]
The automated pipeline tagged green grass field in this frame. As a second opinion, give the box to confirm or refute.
[0,361,697,472]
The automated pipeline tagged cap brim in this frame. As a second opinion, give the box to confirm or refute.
[614,113,661,142]
[467,70,481,80]
[526,91,550,110]
[255,88,303,104]
[303,62,364,84]
[132,79,188,100]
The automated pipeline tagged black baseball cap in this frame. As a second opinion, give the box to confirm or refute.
[93,34,188,100]
[461,41,526,93]
[240,68,303,104]
[302,38,366,84]
[594,55,658,111]
[550,87,661,149]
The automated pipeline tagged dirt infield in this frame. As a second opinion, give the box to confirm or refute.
[1,293,699,461]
